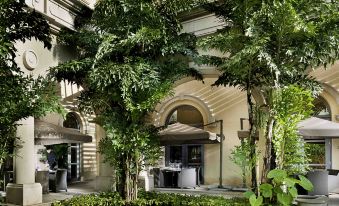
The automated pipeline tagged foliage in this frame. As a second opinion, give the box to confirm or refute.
[52,191,250,206]
[0,0,63,178]
[199,0,338,185]
[245,169,313,206]
[51,144,69,169]
[230,139,258,187]
[272,85,314,175]
[49,0,203,201]
[305,143,325,166]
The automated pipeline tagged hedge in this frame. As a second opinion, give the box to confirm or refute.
[52,191,249,206]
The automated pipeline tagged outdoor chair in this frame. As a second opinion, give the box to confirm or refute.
[177,168,196,188]
[35,170,49,194]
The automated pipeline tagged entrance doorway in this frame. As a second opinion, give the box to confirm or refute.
[165,105,204,183]
[63,113,81,181]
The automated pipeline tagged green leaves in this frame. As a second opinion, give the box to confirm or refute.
[288,186,298,198]
[259,183,273,198]
[267,169,287,181]
[298,175,313,191]
[249,195,263,206]
[277,193,293,206]
[247,169,314,205]
[244,191,255,199]
[50,0,204,200]
[271,85,314,175]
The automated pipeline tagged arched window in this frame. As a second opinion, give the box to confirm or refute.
[63,113,80,130]
[313,97,331,120]
[165,105,203,127]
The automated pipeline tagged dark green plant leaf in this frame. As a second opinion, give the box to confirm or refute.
[244,190,255,199]
[298,175,314,191]
[259,183,273,198]
[249,194,263,206]
[277,193,293,206]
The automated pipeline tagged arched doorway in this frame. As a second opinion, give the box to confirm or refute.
[63,112,82,181]
[164,105,205,184]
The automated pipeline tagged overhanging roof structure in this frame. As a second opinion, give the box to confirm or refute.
[34,119,92,145]
[298,117,339,138]
[159,123,219,145]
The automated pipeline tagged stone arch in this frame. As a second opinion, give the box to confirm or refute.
[316,87,338,121]
[63,111,89,134]
[155,94,214,126]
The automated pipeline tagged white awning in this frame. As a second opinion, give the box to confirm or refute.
[159,123,219,145]
[298,117,339,138]
[34,119,92,145]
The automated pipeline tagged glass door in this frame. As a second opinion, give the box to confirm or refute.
[68,143,81,181]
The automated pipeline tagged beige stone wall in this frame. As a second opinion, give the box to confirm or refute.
[82,121,98,180]
[15,36,76,77]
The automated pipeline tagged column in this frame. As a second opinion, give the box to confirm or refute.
[6,117,42,205]
[95,125,115,191]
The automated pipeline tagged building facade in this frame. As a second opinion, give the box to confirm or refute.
[6,0,339,205]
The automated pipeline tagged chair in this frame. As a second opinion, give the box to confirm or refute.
[151,168,164,188]
[35,171,49,194]
[177,168,196,188]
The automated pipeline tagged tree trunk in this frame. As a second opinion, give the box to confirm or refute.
[121,154,139,202]
[125,156,131,201]
[261,118,275,183]
[116,156,126,198]
[246,86,257,191]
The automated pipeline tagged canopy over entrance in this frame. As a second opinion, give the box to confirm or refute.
[298,117,339,138]
[34,119,92,145]
[159,123,219,145]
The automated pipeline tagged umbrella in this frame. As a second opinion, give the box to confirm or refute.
[34,119,92,145]
[298,117,339,138]
[159,123,219,145]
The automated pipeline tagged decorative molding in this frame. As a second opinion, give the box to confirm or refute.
[25,0,90,33]
[182,14,225,37]
[23,50,38,70]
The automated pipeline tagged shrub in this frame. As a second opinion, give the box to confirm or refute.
[52,191,249,206]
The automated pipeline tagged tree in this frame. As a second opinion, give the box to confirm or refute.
[0,0,62,177]
[198,0,338,189]
[49,0,203,201]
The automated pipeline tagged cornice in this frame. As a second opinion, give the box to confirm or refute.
[25,0,91,33]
